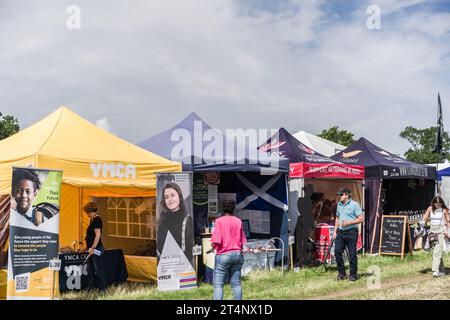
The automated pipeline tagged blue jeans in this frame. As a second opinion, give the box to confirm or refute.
[213,252,244,300]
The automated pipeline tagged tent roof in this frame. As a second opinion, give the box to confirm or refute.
[293,130,346,157]
[438,166,450,181]
[260,128,338,164]
[139,112,289,173]
[332,137,436,179]
[260,128,364,179]
[0,107,181,191]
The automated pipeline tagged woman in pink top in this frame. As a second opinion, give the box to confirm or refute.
[211,200,247,300]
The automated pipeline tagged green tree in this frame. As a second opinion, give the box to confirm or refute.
[317,125,356,147]
[0,112,19,140]
[399,126,450,164]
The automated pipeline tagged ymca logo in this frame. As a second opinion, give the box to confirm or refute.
[90,163,137,179]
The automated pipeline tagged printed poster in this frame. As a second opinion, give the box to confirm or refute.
[156,173,196,291]
[7,167,62,300]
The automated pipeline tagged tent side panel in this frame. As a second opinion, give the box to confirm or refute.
[124,256,157,282]
[60,184,81,248]
[366,178,382,253]
[0,269,6,299]
[288,178,304,234]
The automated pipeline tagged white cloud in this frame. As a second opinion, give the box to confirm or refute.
[369,0,427,15]
[95,117,114,134]
[0,0,449,156]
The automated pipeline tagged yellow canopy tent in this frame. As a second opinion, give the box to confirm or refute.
[0,107,181,295]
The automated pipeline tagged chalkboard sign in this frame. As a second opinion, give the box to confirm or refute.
[379,215,412,259]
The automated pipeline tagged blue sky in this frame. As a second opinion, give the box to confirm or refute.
[0,0,449,156]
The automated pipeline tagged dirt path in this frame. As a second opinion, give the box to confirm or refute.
[306,274,432,300]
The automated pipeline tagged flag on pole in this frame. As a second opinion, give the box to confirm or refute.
[433,92,444,154]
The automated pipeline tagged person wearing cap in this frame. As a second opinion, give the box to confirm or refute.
[83,201,106,292]
[333,187,363,281]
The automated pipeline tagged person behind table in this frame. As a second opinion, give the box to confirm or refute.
[311,192,325,221]
[316,199,336,225]
[420,195,449,277]
[83,202,106,292]
[333,187,363,281]
[11,169,43,226]
[211,200,247,300]
[157,182,194,266]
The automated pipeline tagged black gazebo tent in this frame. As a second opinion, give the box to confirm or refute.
[332,138,436,253]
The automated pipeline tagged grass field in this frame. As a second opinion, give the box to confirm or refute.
[62,250,449,300]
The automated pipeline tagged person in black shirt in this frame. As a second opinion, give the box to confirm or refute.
[157,182,194,267]
[84,201,106,292]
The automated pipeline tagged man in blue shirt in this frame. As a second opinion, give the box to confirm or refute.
[333,187,363,281]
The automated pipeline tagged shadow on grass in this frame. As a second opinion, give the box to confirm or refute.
[419,267,450,275]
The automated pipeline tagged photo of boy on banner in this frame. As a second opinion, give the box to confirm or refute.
[7,167,62,300]
[10,168,59,227]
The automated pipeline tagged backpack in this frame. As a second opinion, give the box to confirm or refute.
[34,202,59,220]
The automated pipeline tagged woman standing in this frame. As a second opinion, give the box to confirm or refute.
[83,202,106,292]
[421,195,449,277]
[211,200,247,300]
[157,182,194,266]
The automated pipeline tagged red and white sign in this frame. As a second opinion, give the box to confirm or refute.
[289,162,364,179]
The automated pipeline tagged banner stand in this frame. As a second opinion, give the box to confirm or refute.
[156,173,197,292]
[51,269,56,300]
[7,167,63,300]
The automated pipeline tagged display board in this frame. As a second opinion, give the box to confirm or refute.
[379,215,412,259]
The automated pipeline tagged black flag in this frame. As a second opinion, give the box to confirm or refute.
[433,92,444,154]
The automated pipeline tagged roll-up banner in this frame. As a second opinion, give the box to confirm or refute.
[7,167,62,300]
[156,173,196,291]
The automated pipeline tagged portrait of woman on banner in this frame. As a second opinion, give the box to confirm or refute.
[157,182,194,266]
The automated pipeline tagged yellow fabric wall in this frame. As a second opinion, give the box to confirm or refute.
[124,256,157,282]
[0,269,6,300]
[59,184,81,248]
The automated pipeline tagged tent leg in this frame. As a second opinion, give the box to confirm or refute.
[370,180,383,254]
[362,179,366,255]
[289,243,294,270]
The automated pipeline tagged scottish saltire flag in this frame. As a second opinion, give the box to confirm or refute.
[235,173,288,212]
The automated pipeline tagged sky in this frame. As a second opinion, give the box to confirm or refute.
[1,0,450,156]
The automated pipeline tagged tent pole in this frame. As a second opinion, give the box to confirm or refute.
[436,163,439,196]
[370,179,383,254]
[79,188,83,245]
[362,179,365,255]
[287,177,293,271]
